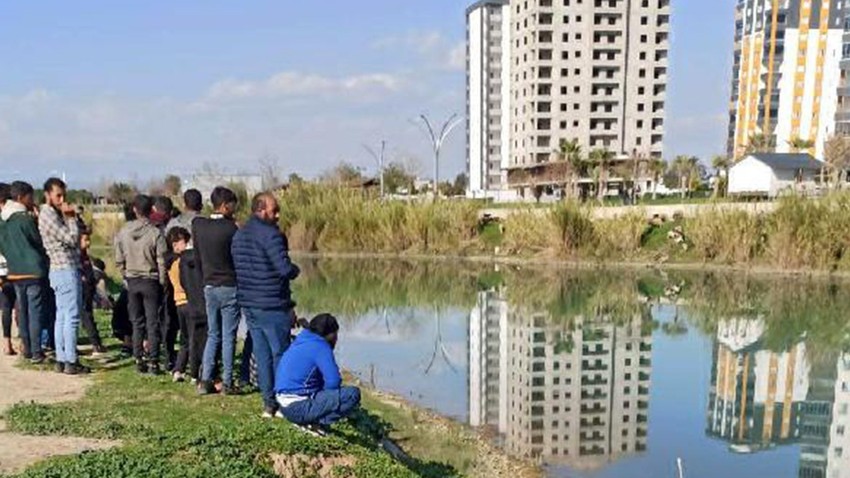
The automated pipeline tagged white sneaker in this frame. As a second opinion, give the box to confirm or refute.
[293,423,326,437]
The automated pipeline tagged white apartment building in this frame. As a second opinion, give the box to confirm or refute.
[467,0,671,198]
[728,0,845,160]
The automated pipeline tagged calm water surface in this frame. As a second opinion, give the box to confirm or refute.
[294,259,850,478]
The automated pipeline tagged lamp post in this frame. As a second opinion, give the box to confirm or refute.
[416,113,464,198]
[363,140,386,199]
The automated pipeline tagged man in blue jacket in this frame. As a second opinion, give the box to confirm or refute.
[275,314,361,434]
[232,192,300,417]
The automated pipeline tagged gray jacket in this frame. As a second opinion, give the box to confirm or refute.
[165,210,200,235]
[115,218,167,284]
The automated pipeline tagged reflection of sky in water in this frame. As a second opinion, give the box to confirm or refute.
[297,260,848,478]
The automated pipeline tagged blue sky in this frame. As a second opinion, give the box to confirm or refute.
[0,0,735,187]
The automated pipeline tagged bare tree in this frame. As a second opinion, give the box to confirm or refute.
[824,136,850,189]
[258,152,282,190]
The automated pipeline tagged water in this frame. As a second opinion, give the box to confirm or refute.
[293,258,850,478]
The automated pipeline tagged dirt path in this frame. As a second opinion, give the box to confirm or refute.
[0,352,117,474]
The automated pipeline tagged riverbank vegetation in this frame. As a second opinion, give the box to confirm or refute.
[274,184,850,272]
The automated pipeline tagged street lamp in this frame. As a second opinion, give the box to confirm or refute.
[362,140,386,199]
[416,113,464,198]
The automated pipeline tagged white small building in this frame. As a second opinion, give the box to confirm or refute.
[728,153,824,198]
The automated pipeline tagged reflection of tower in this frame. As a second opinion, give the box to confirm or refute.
[825,354,850,477]
[707,319,809,452]
[469,297,653,469]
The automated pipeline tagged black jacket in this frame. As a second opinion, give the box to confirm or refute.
[192,216,238,287]
[179,249,206,317]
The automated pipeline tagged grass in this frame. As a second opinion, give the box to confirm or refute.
[0,313,495,478]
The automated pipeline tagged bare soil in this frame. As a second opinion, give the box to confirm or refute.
[0,351,118,474]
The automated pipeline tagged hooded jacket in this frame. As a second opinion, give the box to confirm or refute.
[115,218,167,283]
[231,216,300,311]
[178,248,206,317]
[274,330,341,396]
[0,201,49,279]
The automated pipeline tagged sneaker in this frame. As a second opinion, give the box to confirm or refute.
[172,371,185,383]
[54,361,66,373]
[64,362,91,375]
[196,381,216,396]
[221,385,241,396]
[92,345,108,356]
[135,360,148,374]
[146,364,163,376]
[30,353,46,365]
[261,406,277,419]
[293,424,323,437]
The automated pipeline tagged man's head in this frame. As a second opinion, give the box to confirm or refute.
[308,314,340,349]
[10,181,35,210]
[132,194,154,219]
[0,182,10,208]
[154,196,173,216]
[251,192,280,225]
[166,227,191,254]
[183,189,203,213]
[210,187,238,217]
[43,177,68,209]
[79,223,92,251]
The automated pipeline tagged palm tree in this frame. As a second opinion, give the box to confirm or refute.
[824,135,850,189]
[788,137,815,153]
[672,155,699,199]
[588,148,614,203]
[711,155,731,198]
[555,138,583,199]
[745,133,775,155]
[648,159,666,200]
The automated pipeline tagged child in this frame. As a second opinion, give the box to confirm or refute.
[79,225,107,355]
[166,227,207,383]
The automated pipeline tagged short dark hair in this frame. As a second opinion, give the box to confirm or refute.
[308,314,340,338]
[0,182,10,202]
[210,186,237,209]
[133,194,154,218]
[154,196,173,214]
[166,226,191,245]
[123,203,137,222]
[43,177,67,193]
[183,189,203,212]
[10,181,34,200]
[251,192,274,214]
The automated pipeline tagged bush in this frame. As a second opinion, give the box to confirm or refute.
[687,208,764,264]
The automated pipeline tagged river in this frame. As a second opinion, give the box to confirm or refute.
[292,257,850,478]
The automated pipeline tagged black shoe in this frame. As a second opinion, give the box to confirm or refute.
[64,362,91,375]
[136,360,148,374]
[92,345,108,356]
[146,364,163,376]
[30,353,46,365]
[222,384,241,396]
[54,361,66,373]
[196,381,216,395]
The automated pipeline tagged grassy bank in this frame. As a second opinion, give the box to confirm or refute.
[276,185,850,272]
[1,313,536,478]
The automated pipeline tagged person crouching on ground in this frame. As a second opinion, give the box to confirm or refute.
[274,314,361,435]
[232,192,300,419]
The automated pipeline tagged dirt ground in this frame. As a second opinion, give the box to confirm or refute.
[0,351,117,474]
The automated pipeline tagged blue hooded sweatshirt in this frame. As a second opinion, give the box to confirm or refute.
[275,330,341,396]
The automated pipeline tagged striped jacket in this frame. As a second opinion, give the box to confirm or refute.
[38,205,81,271]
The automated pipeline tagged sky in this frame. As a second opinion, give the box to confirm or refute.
[0,0,736,188]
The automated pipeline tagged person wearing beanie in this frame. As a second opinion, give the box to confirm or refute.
[273,314,361,435]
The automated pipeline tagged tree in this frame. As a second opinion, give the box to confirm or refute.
[711,155,731,198]
[587,148,614,203]
[648,159,667,200]
[745,133,775,156]
[383,162,416,195]
[788,137,815,153]
[107,182,138,204]
[322,161,363,185]
[823,135,850,189]
[288,173,305,185]
[554,138,584,199]
[258,152,282,190]
[163,175,182,196]
[672,155,699,199]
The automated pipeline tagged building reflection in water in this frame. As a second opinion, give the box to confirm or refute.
[468,288,652,470]
[706,319,850,478]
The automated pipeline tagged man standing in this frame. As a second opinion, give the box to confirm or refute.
[232,193,300,417]
[38,178,89,374]
[166,189,203,235]
[193,187,240,395]
[0,182,18,356]
[0,182,50,363]
[115,195,168,375]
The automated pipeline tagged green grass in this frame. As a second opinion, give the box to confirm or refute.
[1,313,470,478]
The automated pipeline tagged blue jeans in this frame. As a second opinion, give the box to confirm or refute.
[49,269,82,364]
[13,281,46,358]
[244,307,292,409]
[278,387,361,426]
[201,286,239,386]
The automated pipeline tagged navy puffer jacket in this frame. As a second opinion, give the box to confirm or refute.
[231,216,300,311]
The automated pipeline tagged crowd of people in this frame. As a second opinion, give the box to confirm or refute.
[0,179,360,436]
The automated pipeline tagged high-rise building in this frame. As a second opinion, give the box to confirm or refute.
[466,1,515,200]
[836,7,850,136]
[466,0,671,199]
[728,0,844,160]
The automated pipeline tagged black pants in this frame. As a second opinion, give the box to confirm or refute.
[175,305,207,379]
[162,291,179,370]
[127,278,163,366]
[0,283,16,339]
[80,297,103,348]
